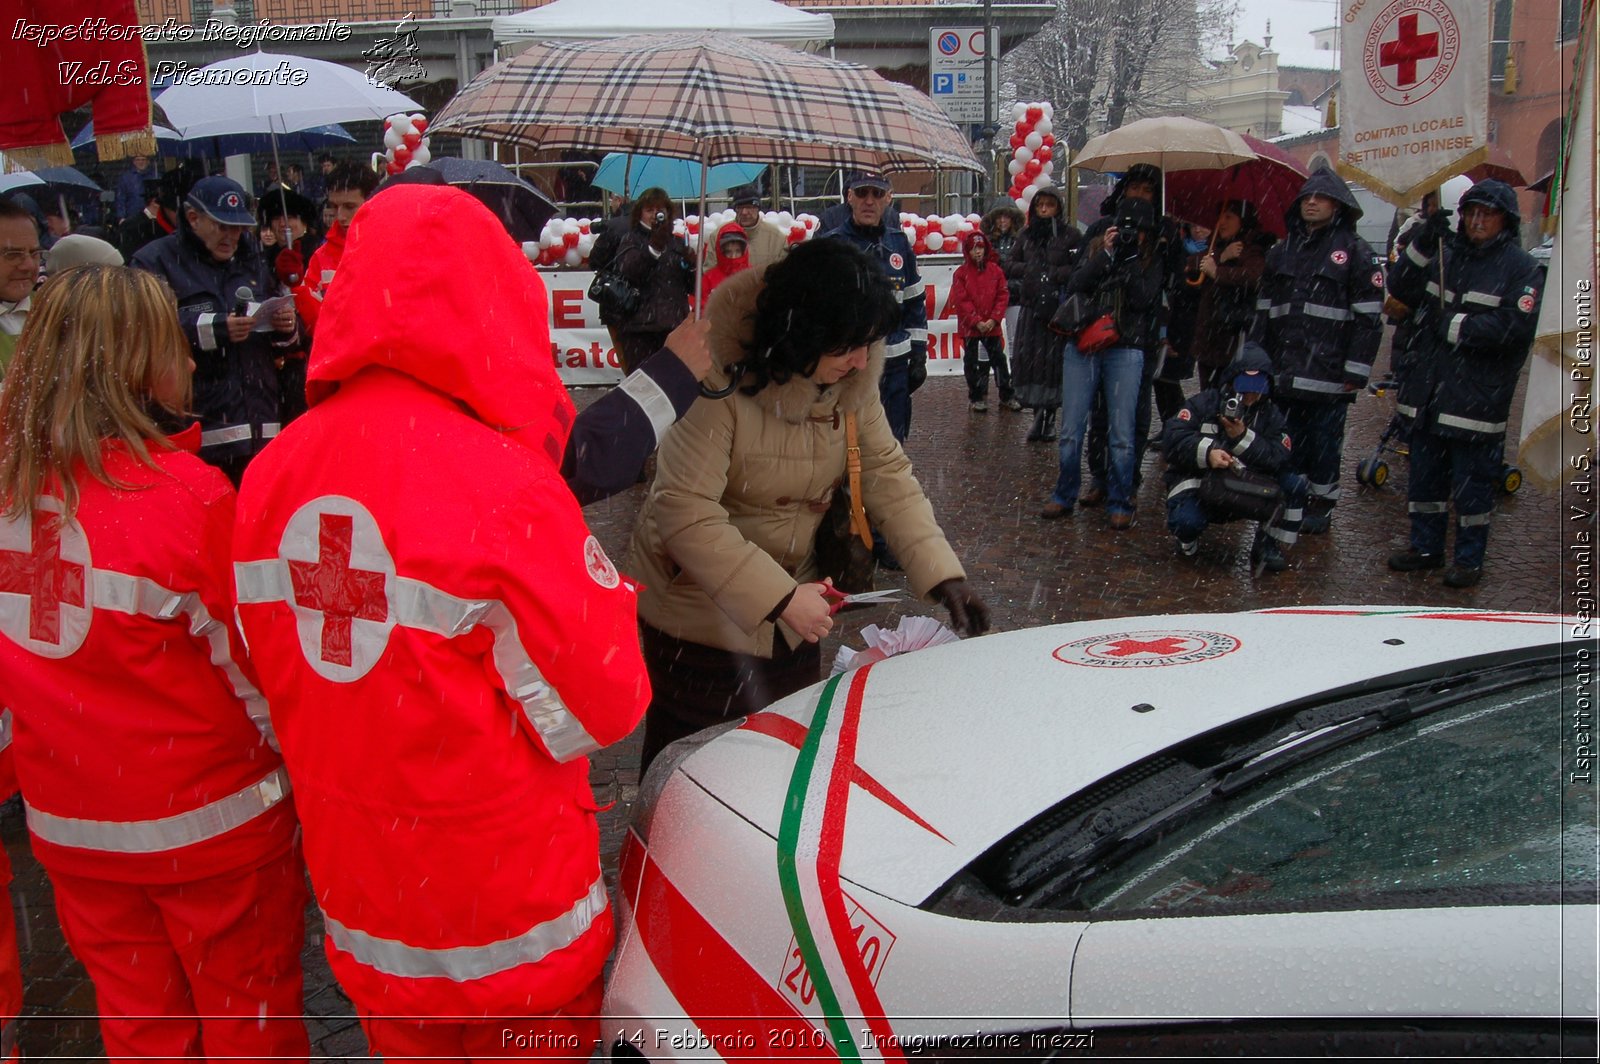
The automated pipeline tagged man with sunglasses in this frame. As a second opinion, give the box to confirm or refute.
[0,198,42,375]
[818,171,927,444]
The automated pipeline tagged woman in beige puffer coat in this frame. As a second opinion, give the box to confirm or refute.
[626,240,990,771]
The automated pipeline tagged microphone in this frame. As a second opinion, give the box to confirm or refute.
[233,286,253,319]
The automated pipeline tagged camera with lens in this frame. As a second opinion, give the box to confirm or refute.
[1221,394,1245,421]
[1115,226,1140,252]
[653,210,668,225]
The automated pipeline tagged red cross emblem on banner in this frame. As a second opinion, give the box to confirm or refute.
[1380,13,1439,88]
[288,513,389,667]
[1102,636,1195,658]
[0,510,86,646]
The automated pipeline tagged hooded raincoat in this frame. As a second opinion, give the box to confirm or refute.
[232,186,649,1021]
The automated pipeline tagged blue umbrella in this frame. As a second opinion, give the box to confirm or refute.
[592,153,766,200]
[0,166,102,198]
[71,119,355,159]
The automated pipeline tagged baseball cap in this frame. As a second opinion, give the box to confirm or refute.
[185,176,255,226]
[844,170,892,193]
[729,185,761,208]
[1232,370,1270,394]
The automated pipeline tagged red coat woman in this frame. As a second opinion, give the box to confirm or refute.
[233,186,649,1061]
[0,266,306,1062]
[948,230,1016,411]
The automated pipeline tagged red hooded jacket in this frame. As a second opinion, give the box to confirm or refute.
[286,219,346,333]
[0,427,291,885]
[948,230,1009,343]
[699,222,750,304]
[232,186,648,1018]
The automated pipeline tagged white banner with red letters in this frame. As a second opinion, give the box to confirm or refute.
[542,259,973,387]
[1338,0,1489,207]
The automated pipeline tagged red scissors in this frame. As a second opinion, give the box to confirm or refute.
[820,587,905,616]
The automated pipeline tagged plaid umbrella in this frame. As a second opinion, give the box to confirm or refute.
[432,32,981,174]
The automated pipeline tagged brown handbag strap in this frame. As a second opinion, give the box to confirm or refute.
[844,412,872,548]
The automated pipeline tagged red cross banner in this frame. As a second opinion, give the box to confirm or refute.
[1338,0,1489,207]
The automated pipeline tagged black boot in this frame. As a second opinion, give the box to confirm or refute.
[1040,409,1058,442]
[1026,409,1046,442]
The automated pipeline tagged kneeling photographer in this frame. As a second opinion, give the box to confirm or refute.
[1160,342,1308,574]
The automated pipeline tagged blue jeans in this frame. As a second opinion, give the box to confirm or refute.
[1051,345,1142,515]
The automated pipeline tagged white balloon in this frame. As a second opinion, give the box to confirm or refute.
[562,248,582,266]
[521,241,540,260]
[939,216,959,236]
[1032,170,1052,188]
[966,213,981,223]
[1036,117,1053,136]
[1007,159,1024,176]
[925,231,945,252]
[411,145,430,166]
[1019,185,1038,202]
[1013,147,1034,165]
[577,234,595,253]
[390,117,415,139]
[776,211,794,228]
[1012,102,1027,121]
[562,218,581,234]
[1025,131,1044,151]
[1039,102,1054,118]
[383,127,402,149]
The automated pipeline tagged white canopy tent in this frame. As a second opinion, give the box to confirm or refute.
[492,0,834,48]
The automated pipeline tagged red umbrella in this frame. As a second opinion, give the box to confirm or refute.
[1163,134,1309,238]
[1462,145,1528,187]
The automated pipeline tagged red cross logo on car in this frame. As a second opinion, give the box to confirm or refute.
[0,505,92,657]
[1101,636,1195,658]
[288,513,389,667]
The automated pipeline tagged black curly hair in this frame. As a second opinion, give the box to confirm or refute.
[739,239,901,394]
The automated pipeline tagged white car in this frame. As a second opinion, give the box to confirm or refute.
[603,607,1596,1058]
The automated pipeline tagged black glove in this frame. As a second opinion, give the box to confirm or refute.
[906,351,928,393]
[1413,209,1453,255]
[931,577,991,638]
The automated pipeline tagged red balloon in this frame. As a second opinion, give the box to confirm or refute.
[563,231,579,247]
[1042,133,1056,147]
[412,116,428,133]
[1009,135,1024,151]
[403,132,422,150]
[393,145,412,164]
[386,161,404,175]
[1036,147,1052,163]
[1026,106,1043,123]
[686,219,700,233]
[1025,159,1042,174]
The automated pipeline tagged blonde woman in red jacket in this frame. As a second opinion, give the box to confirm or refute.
[0,266,307,1061]
[948,230,1015,413]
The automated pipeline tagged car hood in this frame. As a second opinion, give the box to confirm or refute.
[677,606,1571,905]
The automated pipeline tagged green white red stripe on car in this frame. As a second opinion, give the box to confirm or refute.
[776,665,905,1063]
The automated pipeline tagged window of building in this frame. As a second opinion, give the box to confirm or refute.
[1561,0,1582,42]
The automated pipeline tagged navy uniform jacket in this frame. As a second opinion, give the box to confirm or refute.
[817,218,926,363]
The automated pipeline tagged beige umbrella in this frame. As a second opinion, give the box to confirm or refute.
[1072,116,1257,174]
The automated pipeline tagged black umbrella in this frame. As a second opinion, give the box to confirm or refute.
[418,158,558,242]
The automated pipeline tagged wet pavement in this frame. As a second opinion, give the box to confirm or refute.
[7,349,1573,1060]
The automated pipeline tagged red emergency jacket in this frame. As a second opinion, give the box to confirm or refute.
[289,220,346,333]
[0,428,292,884]
[232,186,649,1018]
[949,230,1009,343]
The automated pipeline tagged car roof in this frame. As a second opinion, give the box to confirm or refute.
[678,606,1572,904]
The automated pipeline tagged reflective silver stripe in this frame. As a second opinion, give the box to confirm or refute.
[1396,402,1418,418]
[1344,360,1372,377]
[0,1016,14,1058]
[1462,290,1502,307]
[1409,501,1450,514]
[1303,303,1353,322]
[884,339,911,358]
[260,421,281,439]
[1447,314,1466,345]
[200,424,252,447]
[1256,297,1272,310]
[905,327,928,343]
[1195,440,1211,467]
[900,280,925,300]
[1459,512,1492,527]
[325,874,607,982]
[25,765,289,853]
[1425,281,1456,301]
[92,570,276,749]
[1168,477,1202,499]
[1351,301,1384,315]
[1437,412,1507,434]
[1266,524,1297,544]
[1267,304,1293,318]
[1291,377,1348,394]
[319,269,336,286]
[0,709,11,754]
[1405,241,1431,267]
[619,371,677,447]
[1200,422,1219,435]
[1232,428,1257,454]
[1281,506,1304,521]
[1308,481,1340,500]
[234,562,602,763]
[196,312,221,352]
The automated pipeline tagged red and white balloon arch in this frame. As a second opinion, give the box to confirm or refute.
[1004,101,1057,209]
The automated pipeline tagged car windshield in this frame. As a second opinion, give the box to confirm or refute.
[1076,674,1591,913]
[939,655,1593,918]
